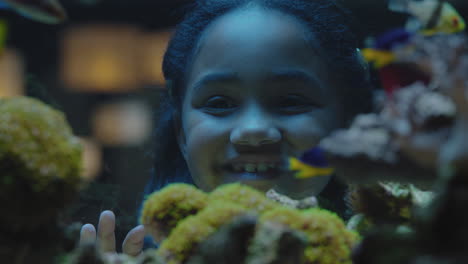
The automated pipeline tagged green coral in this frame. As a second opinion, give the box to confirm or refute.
[0,96,83,231]
[259,207,360,264]
[156,202,250,264]
[209,183,278,214]
[140,183,208,242]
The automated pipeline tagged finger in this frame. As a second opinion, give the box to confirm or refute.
[79,223,96,246]
[122,225,145,257]
[97,210,116,253]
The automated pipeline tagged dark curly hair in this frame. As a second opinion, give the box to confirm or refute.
[142,0,372,219]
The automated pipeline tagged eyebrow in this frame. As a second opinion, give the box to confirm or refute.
[266,69,322,88]
[191,69,322,93]
[191,71,240,93]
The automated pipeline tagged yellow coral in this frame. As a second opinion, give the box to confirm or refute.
[156,202,251,264]
[259,207,360,264]
[140,183,208,242]
[0,96,82,191]
[209,183,278,214]
[0,96,83,231]
[149,183,358,263]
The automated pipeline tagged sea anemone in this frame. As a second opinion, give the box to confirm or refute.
[140,183,208,243]
[259,207,360,264]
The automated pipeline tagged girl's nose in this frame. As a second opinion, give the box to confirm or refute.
[230,108,281,146]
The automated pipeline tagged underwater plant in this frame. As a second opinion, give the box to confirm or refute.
[140,183,209,243]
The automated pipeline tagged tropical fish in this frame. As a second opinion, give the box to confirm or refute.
[287,147,334,179]
[361,48,396,69]
[362,28,431,95]
[0,0,67,24]
[371,27,414,51]
[388,0,465,35]
[362,28,413,69]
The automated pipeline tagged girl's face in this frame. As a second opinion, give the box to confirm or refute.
[178,7,344,198]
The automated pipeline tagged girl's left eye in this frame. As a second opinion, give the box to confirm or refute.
[201,96,238,115]
[275,95,318,113]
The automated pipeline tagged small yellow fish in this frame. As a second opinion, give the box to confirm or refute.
[389,0,465,35]
[288,157,334,179]
[361,48,396,69]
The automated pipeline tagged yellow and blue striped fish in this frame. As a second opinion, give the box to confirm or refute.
[287,147,334,179]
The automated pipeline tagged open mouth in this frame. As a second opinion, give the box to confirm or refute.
[221,162,284,180]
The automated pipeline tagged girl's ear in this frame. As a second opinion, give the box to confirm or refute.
[173,109,188,160]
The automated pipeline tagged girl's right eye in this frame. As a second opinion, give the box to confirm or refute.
[201,96,238,115]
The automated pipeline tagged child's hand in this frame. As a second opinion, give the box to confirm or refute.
[79,210,145,257]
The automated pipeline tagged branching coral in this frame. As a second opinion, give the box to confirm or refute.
[140,183,208,243]
[0,96,83,232]
[156,202,251,264]
[259,207,360,264]
[319,113,437,185]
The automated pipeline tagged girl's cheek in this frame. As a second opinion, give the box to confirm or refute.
[283,115,329,148]
[184,112,227,147]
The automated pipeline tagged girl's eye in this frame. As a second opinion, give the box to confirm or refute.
[202,96,238,115]
[275,95,318,113]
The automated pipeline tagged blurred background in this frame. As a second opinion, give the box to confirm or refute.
[1,0,467,248]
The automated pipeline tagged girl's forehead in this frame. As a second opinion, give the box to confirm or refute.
[212,7,305,40]
[187,7,325,85]
[198,7,309,54]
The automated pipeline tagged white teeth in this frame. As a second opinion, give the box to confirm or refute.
[257,163,268,172]
[230,163,278,173]
[245,163,256,172]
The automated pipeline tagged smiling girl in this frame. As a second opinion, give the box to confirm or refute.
[80,0,372,255]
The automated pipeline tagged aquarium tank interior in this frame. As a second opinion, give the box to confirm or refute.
[1,0,468,263]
